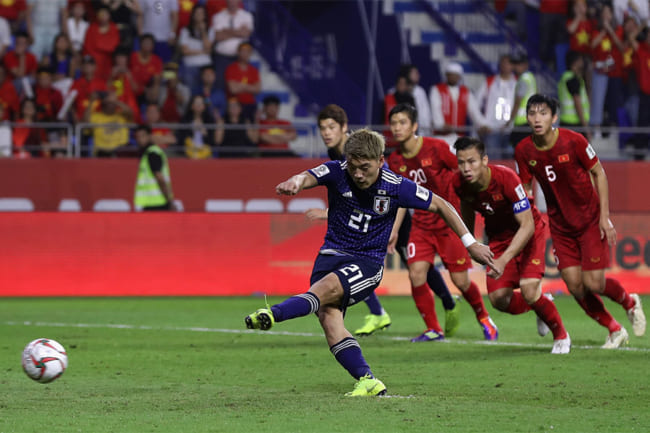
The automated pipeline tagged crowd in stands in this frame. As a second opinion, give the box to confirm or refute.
[0,0,297,158]
[0,0,649,160]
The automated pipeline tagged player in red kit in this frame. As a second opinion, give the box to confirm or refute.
[514,94,646,348]
[387,103,499,341]
[453,136,570,353]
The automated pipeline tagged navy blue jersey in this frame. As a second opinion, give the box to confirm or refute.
[308,160,433,266]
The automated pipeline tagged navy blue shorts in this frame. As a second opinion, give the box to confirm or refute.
[310,253,384,312]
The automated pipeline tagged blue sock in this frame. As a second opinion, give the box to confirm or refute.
[330,337,372,379]
[270,293,320,323]
[427,266,456,310]
[364,292,384,315]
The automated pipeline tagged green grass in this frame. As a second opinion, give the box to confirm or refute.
[1,295,648,433]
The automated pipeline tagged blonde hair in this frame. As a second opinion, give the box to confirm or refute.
[344,128,385,161]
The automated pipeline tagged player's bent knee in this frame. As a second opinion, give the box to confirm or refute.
[489,290,511,312]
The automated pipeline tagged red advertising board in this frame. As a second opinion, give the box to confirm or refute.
[0,212,648,297]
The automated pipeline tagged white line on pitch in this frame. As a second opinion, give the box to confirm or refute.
[4,320,649,352]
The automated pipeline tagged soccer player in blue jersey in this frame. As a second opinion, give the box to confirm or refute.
[309,104,460,338]
[245,129,496,397]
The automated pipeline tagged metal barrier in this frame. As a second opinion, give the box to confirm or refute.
[1,122,74,157]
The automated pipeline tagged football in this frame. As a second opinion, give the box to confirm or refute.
[21,338,68,383]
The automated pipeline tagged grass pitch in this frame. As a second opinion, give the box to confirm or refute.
[1,295,648,433]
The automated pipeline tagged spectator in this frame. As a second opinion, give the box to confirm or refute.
[567,0,593,59]
[196,64,226,118]
[3,31,38,84]
[215,97,257,157]
[177,0,200,34]
[0,0,27,33]
[258,95,297,157]
[0,64,20,120]
[508,52,537,148]
[136,0,178,63]
[98,0,140,51]
[225,41,260,121]
[399,64,432,135]
[629,24,650,159]
[83,6,120,81]
[476,54,517,159]
[538,0,569,70]
[0,16,10,58]
[0,104,10,157]
[159,62,190,123]
[179,94,216,159]
[67,0,89,53]
[143,102,177,149]
[12,98,46,158]
[558,50,590,135]
[384,74,415,124]
[129,33,163,103]
[34,67,63,122]
[430,62,487,148]
[179,4,212,95]
[613,0,648,26]
[84,88,133,157]
[46,33,77,96]
[208,0,253,90]
[110,49,141,123]
[590,3,624,135]
[26,0,68,61]
[69,55,107,124]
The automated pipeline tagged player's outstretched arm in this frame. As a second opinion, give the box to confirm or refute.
[428,193,496,270]
[590,161,616,246]
[276,171,318,196]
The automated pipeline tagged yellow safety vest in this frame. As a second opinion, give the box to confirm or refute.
[134,145,172,209]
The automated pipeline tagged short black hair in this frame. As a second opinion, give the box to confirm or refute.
[134,124,152,134]
[454,136,485,157]
[565,50,581,68]
[262,95,281,106]
[318,104,348,126]
[139,33,155,44]
[388,103,418,124]
[200,64,215,74]
[526,94,559,116]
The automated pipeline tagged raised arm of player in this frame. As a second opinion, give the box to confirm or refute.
[589,161,616,246]
[428,193,496,270]
[276,171,318,195]
[486,208,535,279]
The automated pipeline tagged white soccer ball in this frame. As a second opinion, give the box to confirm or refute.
[21,338,68,383]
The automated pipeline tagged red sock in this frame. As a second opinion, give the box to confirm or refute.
[531,296,567,340]
[507,292,532,315]
[603,278,635,310]
[462,282,489,321]
[576,292,621,333]
[411,283,443,333]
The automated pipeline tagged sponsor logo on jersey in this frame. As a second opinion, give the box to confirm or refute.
[421,158,432,167]
[586,144,596,159]
[312,164,330,177]
[529,160,537,166]
[558,154,570,163]
[399,165,407,172]
[531,258,541,265]
[514,184,526,200]
[590,256,601,263]
[492,193,504,201]
[456,258,466,265]
[373,196,390,215]
[415,185,430,201]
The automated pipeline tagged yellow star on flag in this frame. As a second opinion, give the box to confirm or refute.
[576,29,589,47]
[601,38,612,52]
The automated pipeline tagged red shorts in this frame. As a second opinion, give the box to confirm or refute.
[407,225,472,272]
[550,223,610,271]
[486,228,546,293]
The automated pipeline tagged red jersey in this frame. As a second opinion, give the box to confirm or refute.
[3,50,38,81]
[453,164,544,244]
[83,23,120,81]
[514,128,601,234]
[34,86,63,121]
[70,76,107,120]
[591,26,623,75]
[129,52,163,96]
[224,62,260,105]
[177,0,199,33]
[567,18,592,55]
[634,41,650,95]
[0,0,26,21]
[387,136,459,231]
[0,79,19,120]
[539,0,567,14]
[259,119,293,149]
